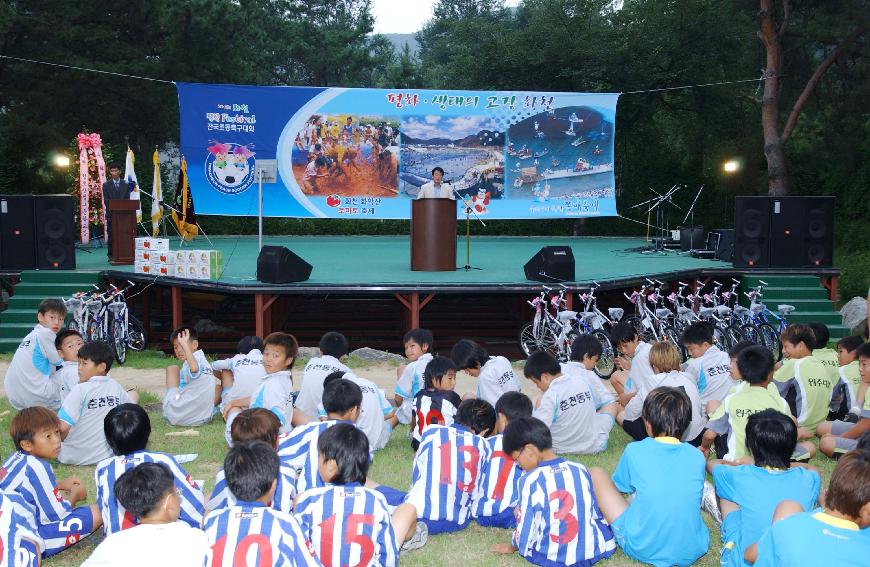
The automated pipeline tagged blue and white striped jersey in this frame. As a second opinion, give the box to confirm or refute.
[512,458,616,567]
[208,463,297,514]
[0,451,72,526]
[204,501,319,567]
[278,419,352,496]
[0,491,43,564]
[473,434,522,522]
[406,423,488,529]
[94,450,205,536]
[294,483,399,567]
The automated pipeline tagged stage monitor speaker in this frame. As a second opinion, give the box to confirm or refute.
[709,229,734,262]
[679,226,704,251]
[0,195,36,270]
[256,245,312,283]
[733,196,771,268]
[523,246,575,283]
[34,195,75,270]
[770,196,834,268]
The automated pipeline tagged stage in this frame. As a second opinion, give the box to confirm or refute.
[67,234,837,355]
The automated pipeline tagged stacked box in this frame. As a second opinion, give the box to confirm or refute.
[134,261,152,274]
[161,248,224,280]
[134,249,153,263]
[135,237,170,251]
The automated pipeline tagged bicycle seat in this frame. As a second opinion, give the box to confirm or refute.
[733,305,749,314]
[557,310,577,322]
[777,304,795,316]
[750,303,766,315]
[655,308,673,319]
[107,303,126,314]
[699,307,715,318]
[677,306,693,315]
[65,298,83,309]
[608,307,624,321]
[716,305,732,316]
[581,311,598,322]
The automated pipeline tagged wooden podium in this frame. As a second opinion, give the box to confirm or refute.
[108,200,139,265]
[411,198,457,271]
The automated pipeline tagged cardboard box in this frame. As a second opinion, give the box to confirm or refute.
[153,251,172,264]
[134,261,151,274]
[134,249,152,263]
[135,237,169,251]
[171,250,186,265]
[171,264,187,278]
[150,262,170,276]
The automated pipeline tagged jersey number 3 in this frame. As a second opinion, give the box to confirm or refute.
[549,490,578,544]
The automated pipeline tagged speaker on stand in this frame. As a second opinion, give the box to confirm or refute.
[733,196,772,268]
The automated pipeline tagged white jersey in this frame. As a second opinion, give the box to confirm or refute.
[54,360,80,402]
[208,463,296,514]
[163,349,216,426]
[3,324,63,410]
[625,341,655,392]
[0,451,73,527]
[203,502,318,567]
[473,434,522,520]
[58,375,132,465]
[81,521,209,567]
[251,371,295,434]
[406,424,488,528]
[214,349,266,407]
[623,371,707,442]
[684,345,736,408]
[294,484,399,567]
[342,372,392,451]
[395,353,432,424]
[512,457,616,566]
[295,355,350,419]
[0,491,43,563]
[533,374,613,454]
[476,356,521,407]
[95,450,205,536]
[560,362,617,407]
[278,420,360,495]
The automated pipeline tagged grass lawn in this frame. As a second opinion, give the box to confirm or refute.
[0,385,838,567]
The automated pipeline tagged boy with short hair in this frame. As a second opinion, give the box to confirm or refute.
[708,409,821,567]
[1,406,103,557]
[3,298,66,410]
[162,327,218,426]
[560,334,617,408]
[295,331,351,419]
[251,332,308,434]
[294,423,428,566]
[203,442,319,567]
[451,339,520,406]
[703,346,798,461]
[54,329,84,401]
[82,463,210,567]
[774,324,836,436]
[58,341,138,465]
[491,417,616,566]
[525,350,619,454]
[608,321,655,403]
[828,335,864,421]
[590,387,710,567]
[682,322,738,414]
[749,450,870,566]
[214,336,266,444]
[816,342,870,457]
[474,391,533,528]
[808,322,838,384]
[319,370,395,452]
[209,408,297,513]
[395,328,434,424]
[95,403,204,535]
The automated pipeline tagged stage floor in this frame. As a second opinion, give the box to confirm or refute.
[83,235,742,292]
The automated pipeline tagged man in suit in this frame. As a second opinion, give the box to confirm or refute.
[416,167,455,200]
[101,163,131,259]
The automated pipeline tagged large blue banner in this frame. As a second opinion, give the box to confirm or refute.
[176,83,619,219]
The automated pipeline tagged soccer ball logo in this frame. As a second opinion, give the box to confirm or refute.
[205,141,256,194]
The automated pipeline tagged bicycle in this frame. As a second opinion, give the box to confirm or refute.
[624,279,683,359]
[575,282,619,378]
[63,290,93,334]
[742,281,790,360]
[519,287,561,357]
[105,281,147,364]
[699,280,745,350]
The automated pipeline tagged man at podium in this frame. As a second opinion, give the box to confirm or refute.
[416,166,455,199]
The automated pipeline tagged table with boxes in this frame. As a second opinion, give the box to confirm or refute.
[134,238,224,280]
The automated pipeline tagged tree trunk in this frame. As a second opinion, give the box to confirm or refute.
[758,0,789,196]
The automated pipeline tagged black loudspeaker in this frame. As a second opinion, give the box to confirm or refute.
[679,226,704,251]
[733,196,771,268]
[770,196,834,268]
[709,229,734,262]
[523,246,575,282]
[256,245,312,283]
[0,195,37,269]
[34,195,75,270]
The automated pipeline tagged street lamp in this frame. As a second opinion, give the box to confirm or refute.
[54,154,71,168]
[722,159,740,174]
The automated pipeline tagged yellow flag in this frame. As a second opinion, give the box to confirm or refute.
[150,149,162,237]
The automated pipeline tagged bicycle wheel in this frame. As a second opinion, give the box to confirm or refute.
[741,323,760,344]
[591,330,615,378]
[519,323,557,357]
[624,315,654,343]
[711,324,729,350]
[111,320,127,365]
[757,322,782,361]
[722,324,746,350]
[127,315,147,352]
[661,325,687,362]
[87,318,101,342]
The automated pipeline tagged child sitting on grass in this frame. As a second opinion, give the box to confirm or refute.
[681,321,737,415]
[451,339,520,406]
[58,340,138,465]
[828,335,864,421]
[163,327,218,426]
[295,331,352,420]
[816,342,870,458]
[1,407,103,558]
[53,328,84,401]
[96,403,204,535]
[4,298,66,410]
[560,334,617,408]
[294,423,428,566]
[491,416,616,566]
[473,391,533,529]
[213,336,266,444]
[591,387,709,567]
[395,328,434,424]
[411,355,462,450]
[406,399,495,534]
[708,409,821,567]
[608,321,655,405]
[249,332,309,434]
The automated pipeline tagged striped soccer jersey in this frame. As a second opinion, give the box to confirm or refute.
[513,458,616,567]
[473,434,522,526]
[412,389,462,445]
[278,419,358,496]
[0,491,43,564]
[406,423,489,530]
[95,450,205,536]
[204,501,319,567]
[294,483,399,567]
[209,463,297,514]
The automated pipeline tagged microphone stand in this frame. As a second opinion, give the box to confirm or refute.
[138,188,213,246]
[681,184,705,253]
[451,185,486,271]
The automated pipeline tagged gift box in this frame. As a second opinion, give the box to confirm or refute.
[149,262,170,276]
[135,237,169,251]
[134,260,151,274]
[134,249,152,263]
